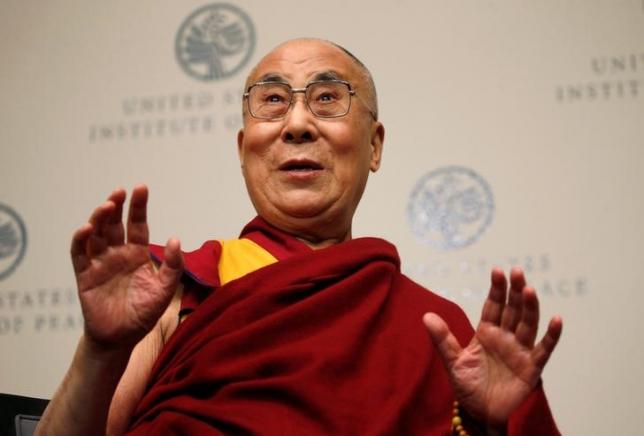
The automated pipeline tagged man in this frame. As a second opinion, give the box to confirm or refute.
[36,38,562,435]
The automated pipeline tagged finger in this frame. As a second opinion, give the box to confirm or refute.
[157,238,184,298]
[423,313,463,370]
[501,267,526,331]
[480,267,507,326]
[70,223,93,274]
[532,316,563,369]
[515,286,540,347]
[509,266,527,289]
[104,188,126,245]
[88,200,115,230]
[127,184,149,245]
[87,201,116,257]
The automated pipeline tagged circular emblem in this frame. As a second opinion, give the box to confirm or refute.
[407,166,494,250]
[0,203,27,280]
[175,3,256,81]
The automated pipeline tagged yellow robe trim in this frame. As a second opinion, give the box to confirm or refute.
[218,238,278,286]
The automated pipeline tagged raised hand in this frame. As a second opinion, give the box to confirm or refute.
[70,185,184,351]
[423,267,563,427]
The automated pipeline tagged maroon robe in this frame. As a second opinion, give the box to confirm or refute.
[131,218,559,435]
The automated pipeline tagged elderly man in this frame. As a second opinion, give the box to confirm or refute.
[36,39,562,435]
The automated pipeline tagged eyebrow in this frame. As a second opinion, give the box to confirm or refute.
[255,73,287,83]
[253,70,346,85]
[312,70,344,81]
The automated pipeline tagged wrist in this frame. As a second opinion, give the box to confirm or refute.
[77,334,133,381]
[452,401,507,436]
[37,334,135,434]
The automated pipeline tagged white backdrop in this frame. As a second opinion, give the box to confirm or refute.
[1,1,643,434]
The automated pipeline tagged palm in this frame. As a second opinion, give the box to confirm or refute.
[78,244,164,346]
[449,323,540,424]
[424,268,562,426]
[71,186,183,349]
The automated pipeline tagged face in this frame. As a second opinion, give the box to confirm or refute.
[237,40,384,245]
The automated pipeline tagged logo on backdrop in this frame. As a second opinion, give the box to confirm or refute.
[0,203,27,281]
[407,166,494,250]
[556,51,644,103]
[176,3,256,81]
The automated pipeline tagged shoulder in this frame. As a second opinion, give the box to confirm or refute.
[150,240,222,287]
[393,273,475,346]
[341,236,474,344]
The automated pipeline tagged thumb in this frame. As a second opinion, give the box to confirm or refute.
[158,238,184,296]
[423,313,462,370]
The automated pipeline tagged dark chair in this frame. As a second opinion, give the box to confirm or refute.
[0,393,49,436]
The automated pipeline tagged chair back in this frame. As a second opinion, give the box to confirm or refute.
[0,393,49,436]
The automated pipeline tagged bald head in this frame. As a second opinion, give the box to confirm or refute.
[243,38,379,120]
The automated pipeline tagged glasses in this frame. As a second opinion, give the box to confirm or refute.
[244,80,373,120]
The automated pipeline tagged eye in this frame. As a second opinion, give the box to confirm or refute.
[308,82,346,106]
[312,88,341,104]
[252,84,290,106]
[317,92,337,103]
[266,93,286,103]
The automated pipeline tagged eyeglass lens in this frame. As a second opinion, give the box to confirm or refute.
[249,82,351,119]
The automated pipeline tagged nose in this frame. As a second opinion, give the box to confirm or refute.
[281,93,317,144]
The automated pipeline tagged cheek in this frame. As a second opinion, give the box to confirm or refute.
[327,137,374,195]
[324,125,373,168]
[241,124,280,163]
[325,127,360,155]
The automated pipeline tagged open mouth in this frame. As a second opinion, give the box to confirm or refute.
[279,159,324,173]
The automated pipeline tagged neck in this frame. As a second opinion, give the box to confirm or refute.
[296,232,351,250]
[256,210,356,250]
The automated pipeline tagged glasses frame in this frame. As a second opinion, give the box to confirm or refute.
[243,79,361,120]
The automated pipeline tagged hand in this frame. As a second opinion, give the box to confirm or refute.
[70,185,184,351]
[423,267,563,427]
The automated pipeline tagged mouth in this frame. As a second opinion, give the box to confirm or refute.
[278,159,324,173]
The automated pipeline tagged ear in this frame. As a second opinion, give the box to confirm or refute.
[237,129,245,165]
[369,122,385,172]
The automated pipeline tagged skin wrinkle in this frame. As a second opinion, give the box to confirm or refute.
[255,70,344,84]
[243,38,379,120]
[33,38,561,436]
[237,39,384,249]
[247,70,371,121]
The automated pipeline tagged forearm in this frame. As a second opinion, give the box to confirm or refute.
[35,335,132,436]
